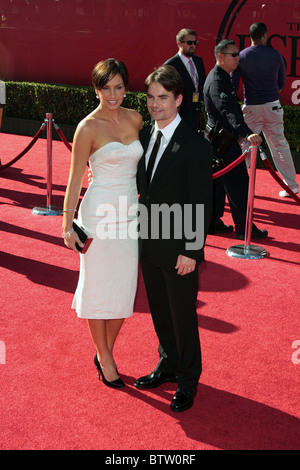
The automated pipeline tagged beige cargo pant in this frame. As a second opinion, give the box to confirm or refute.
[243,100,299,192]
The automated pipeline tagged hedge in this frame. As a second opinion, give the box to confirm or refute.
[2,81,300,151]
[3,81,151,127]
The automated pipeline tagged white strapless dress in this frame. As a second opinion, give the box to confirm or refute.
[72,140,143,319]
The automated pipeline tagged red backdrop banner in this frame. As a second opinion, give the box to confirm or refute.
[0,0,299,105]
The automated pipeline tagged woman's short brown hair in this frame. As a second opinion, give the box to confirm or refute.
[92,58,129,90]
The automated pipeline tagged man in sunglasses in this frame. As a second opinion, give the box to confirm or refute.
[203,39,268,240]
[164,28,206,132]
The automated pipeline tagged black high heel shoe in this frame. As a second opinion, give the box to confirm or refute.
[94,354,125,388]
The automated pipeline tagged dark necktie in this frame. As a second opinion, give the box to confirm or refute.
[147,130,163,184]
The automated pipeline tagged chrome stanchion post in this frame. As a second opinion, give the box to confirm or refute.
[33,113,63,216]
[46,112,53,209]
[244,145,257,254]
[226,146,268,260]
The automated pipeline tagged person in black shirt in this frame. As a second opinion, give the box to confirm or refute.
[203,39,268,240]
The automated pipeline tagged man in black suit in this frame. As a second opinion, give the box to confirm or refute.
[134,65,213,412]
[164,28,206,132]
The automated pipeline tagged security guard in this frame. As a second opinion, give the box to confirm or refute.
[203,39,268,240]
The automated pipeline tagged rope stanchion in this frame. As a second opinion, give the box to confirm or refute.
[259,147,300,205]
[226,146,269,260]
[0,124,46,171]
[32,113,63,216]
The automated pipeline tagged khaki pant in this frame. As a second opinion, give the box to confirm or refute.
[243,100,299,192]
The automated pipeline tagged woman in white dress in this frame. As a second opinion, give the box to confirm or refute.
[63,59,143,388]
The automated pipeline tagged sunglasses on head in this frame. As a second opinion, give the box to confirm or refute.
[222,52,239,57]
[181,40,199,45]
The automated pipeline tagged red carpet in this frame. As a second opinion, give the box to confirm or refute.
[0,132,299,450]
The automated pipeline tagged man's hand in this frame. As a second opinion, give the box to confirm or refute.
[175,255,196,276]
[247,133,262,146]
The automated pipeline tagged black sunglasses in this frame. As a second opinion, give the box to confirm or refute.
[222,52,239,57]
[181,40,199,46]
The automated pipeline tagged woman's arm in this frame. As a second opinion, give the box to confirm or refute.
[62,122,93,252]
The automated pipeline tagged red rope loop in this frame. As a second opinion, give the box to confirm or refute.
[0,124,46,171]
[54,123,72,152]
[212,149,249,180]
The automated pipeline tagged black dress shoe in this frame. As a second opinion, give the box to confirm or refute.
[134,370,176,389]
[94,354,125,389]
[236,228,268,240]
[170,388,197,412]
[208,220,234,234]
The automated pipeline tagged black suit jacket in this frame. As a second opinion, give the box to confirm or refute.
[164,54,206,131]
[137,120,213,268]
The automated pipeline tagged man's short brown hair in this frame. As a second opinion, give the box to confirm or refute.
[145,65,183,99]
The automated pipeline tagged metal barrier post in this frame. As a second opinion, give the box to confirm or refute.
[32,113,63,216]
[46,112,53,208]
[226,146,268,260]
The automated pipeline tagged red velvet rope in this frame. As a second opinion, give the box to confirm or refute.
[212,150,249,180]
[53,123,72,152]
[0,124,46,171]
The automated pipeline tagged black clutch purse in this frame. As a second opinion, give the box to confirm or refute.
[73,220,93,254]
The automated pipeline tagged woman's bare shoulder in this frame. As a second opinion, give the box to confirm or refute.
[122,107,143,127]
[75,111,102,135]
